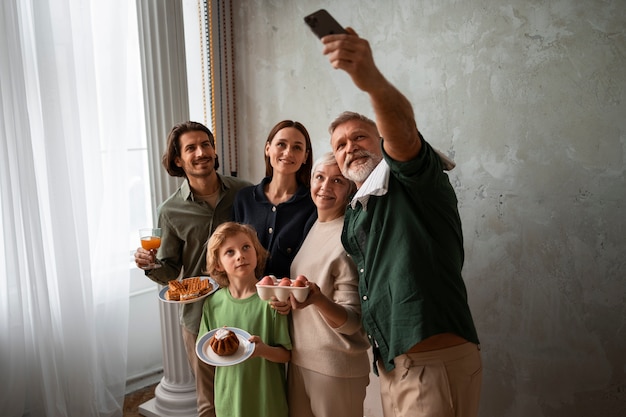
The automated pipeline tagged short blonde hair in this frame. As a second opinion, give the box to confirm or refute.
[311,152,357,199]
[205,222,268,287]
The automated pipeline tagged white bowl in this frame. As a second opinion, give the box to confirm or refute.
[256,277,310,303]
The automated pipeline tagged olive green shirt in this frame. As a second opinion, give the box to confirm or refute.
[145,174,252,334]
[342,140,479,373]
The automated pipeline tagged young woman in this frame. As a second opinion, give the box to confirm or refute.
[198,222,291,417]
[233,120,316,279]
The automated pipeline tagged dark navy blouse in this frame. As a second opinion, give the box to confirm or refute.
[233,177,317,278]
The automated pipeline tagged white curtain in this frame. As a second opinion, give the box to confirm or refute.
[0,0,142,416]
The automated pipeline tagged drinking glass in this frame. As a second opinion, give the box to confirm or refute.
[139,227,162,269]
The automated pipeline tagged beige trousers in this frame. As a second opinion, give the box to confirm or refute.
[182,326,216,417]
[378,342,482,417]
[287,363,369,417]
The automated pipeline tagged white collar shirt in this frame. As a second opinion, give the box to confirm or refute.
[349,159,390,210]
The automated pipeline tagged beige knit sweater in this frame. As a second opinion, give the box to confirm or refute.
[289,217,370,378]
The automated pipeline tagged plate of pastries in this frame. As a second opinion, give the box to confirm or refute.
[158,276,218,304]
[196,326,254,366]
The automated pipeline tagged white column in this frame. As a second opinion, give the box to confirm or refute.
[135,1,197,416]
[139,302,197,417]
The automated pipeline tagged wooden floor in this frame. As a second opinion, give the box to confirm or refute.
[123,383,158,417]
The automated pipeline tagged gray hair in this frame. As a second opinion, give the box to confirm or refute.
[311,151,338,175]
[328,111,378,135]
[311,151,357,197]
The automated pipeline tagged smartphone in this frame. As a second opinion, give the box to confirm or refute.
[304,9,347,39]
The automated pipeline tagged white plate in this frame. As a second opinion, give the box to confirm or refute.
[196,327,254,366]
[158,276,219,304]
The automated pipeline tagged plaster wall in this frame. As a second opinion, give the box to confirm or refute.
[224,1,625,416]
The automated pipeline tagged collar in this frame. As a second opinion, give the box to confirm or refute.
[349,159,390,210]
[180,175,224,202]
[347,142,456,210]
[180,179,193,200]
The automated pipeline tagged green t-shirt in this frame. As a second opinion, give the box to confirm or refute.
[342,140,479,373]
[198,288,292,417]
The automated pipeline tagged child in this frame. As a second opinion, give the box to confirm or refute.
[198,222,291,417]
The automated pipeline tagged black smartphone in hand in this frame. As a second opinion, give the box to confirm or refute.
[304,9,347,39]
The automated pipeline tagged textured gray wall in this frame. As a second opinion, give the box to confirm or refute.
[229,1,626,416]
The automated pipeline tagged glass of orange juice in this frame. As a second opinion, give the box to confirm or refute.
[139,227,162,269]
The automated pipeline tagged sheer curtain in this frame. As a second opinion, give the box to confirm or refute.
[0,0,142,416]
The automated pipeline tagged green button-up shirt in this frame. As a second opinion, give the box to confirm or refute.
[342,140,479,373]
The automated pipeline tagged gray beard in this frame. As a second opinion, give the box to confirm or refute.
[342,154,382,184]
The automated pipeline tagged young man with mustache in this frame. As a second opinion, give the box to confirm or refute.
[320,27,482,417]
[134,121,251,417]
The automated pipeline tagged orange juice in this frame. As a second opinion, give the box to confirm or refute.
[141,236,161,250]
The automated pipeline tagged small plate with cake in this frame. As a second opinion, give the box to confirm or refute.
[196,326,254,366]
[158,276,219,304]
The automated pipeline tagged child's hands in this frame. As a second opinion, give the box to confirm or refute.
[269,297,292,315]
[248,335,264,358]
[248,335,291,363]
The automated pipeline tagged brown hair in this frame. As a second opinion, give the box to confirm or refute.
[161,121,219,177]
[205,222,268,287]
[264,120,313,186]
[328,111,378,136]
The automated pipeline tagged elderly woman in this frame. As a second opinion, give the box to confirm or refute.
[287,152,370,417]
